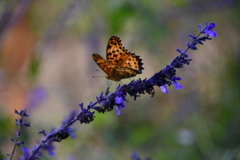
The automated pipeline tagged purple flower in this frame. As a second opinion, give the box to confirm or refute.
[173,80,183,89]
[131,152,151,160]
[19,147,30,160]
[188,42,198,50]
[115,91,126,115]
[160,85,168,94]
[68,127,76,139]
[116,103,125,115]
[171,77,183,90]
[131,152,141,160]
[203,23,217,38]
[44,143,55,157]
[77,103,95,124]
[115,95,124,104]
[39,130,47,136]
[62,110,78,125]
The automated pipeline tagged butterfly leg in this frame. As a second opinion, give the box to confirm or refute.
[118,81,123,86]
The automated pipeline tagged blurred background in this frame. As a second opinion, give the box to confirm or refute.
[0,0,239,159]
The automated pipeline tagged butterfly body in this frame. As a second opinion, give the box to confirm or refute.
[93,36,144,82]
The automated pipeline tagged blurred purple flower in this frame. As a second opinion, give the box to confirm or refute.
[62,110,78,125]
[160,85,168,94]
[171,77,183,90]
[115,95,124,104]
[43,143,55,157]
[116,103,125,115]
[131,152,151,160]
[25,87,47,109]
[68,127,76,139]
[131,152,141,160]
[19,146,30,160]
[115,91,126,115]
[203,23,217,37]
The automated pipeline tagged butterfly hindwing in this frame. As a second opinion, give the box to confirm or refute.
[111,66,139,80]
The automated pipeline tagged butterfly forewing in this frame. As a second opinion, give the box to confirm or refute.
[106,36,144,72]
[92,54,114,75]
[106,36,126,65]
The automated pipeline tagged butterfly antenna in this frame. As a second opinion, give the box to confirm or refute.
[92,69,105,79]
[96,69,104,74]
[92,75,105,78]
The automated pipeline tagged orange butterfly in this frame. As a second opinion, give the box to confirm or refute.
[93,36,144,82]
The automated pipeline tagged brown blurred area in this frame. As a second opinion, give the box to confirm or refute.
[0,2,35,115]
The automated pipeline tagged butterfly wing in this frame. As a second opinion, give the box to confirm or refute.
[93,36,144,82]
[106,36,144,73]
[92,53,114,76]
[110,65,140,80]
[93,53,139,81]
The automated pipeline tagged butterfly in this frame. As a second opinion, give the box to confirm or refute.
[92,36,144,82]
